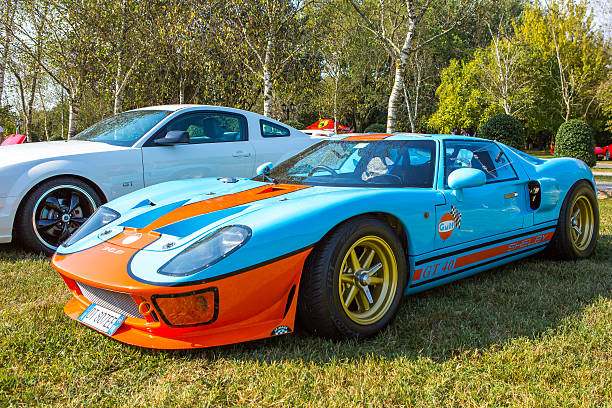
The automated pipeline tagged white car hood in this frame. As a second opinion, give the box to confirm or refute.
[0,140,131,167]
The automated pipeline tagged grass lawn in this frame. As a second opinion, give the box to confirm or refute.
[525,150,553,159]
[1,203,611,406]
[595,175,612,183]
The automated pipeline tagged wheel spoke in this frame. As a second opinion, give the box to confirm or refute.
[44,196,62,212]
[362,249,375,269]
[367,262,383,276]
[369,276,384,285]
[572,225,581,235]
[349,249,361,272]
[357,290,371,311]
[71,217,87,226]
[58,224,71,242]
[36,219,61,232]
[572,208,580,220]
[68,194,80,213]
[343,285,358,308]
[340,274,354,283]
[361,286,374,304]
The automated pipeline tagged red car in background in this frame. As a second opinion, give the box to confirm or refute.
[601,144,612,161]
[1,134,27,146]
[551,144,605,160]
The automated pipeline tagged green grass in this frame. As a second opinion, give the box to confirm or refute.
[525,150,553,159]
[1,204,611,407]
[595,175,612,183]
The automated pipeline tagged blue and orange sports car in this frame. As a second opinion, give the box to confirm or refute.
[52,133,599,349]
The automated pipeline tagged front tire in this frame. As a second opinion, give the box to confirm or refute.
[16,177,101,255]
[547,180,599,260]
[297,217,407,339]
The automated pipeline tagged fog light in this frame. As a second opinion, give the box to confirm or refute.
[151,288,218,327]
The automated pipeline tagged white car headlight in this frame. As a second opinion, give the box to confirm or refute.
[158,225,252,277]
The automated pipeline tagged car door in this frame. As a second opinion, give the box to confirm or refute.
[141,110,256,186]
[434,139,527,249]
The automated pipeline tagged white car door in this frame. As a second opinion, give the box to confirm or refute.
[141,110,256,186]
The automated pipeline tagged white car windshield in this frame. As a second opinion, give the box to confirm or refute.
[72,110,171,146]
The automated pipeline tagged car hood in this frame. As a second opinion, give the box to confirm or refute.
[0,140,130,167]
[54,177,444,287]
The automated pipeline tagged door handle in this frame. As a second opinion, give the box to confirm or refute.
[232,151,251,158]
[504,192,518,199]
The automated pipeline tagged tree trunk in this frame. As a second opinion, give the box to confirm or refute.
[0,0,16,102]
[262,37,274,118]
[387,56,407,133]
[68,95,80,139]
[386,17,414,133]
[114,60,123,114]
[333,74,339,134]
[179,73,185,104]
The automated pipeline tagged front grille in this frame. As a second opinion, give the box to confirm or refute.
[76,281,144,319]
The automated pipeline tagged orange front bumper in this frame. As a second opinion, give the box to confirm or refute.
[55,247,312,349]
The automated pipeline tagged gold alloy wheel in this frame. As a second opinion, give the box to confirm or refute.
[570,195,595,251]
[338,236,398,325]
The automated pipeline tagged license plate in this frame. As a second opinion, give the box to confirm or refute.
[77,303,126,336]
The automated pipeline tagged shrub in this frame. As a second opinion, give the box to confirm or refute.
[283,119,304,130]
[49,135,65,141]
[478,114,525,150]
[554,119,596,167]
[364,123,386,133]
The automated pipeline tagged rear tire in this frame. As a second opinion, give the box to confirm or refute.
[547,180,598,260]
[297,217,407,339]
[16,177,101,255]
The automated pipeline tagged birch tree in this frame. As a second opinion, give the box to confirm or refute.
[222,0,311,118]
[0,0,18,102]
[347,0,481,132]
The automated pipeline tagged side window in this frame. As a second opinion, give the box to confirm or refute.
[444,141,517,185]
[164,112,247,144]
[260,120,290,138]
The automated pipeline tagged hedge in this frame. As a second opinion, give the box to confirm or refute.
[554,119,596,167]
[478,114,525,150]
[364,123,386,133]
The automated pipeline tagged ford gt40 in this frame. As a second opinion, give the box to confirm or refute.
[51,133,599,349]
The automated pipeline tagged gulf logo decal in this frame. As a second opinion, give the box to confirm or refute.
[438,213,455,240]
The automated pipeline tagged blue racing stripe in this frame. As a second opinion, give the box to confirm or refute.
[154,205,250,237]
[121,199,189,229]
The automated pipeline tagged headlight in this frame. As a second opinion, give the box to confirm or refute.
[62,206,121,247]
[158,225,252,276]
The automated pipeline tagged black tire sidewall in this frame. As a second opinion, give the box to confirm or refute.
[322,218,407,338]
[16,177,102,255]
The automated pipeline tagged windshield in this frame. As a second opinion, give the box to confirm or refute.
[262,140,436,188]
[72,110,171,146]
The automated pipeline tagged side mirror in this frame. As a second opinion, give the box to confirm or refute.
[154,130,189,146]
[256,161,274,176]
[447,168,486,201]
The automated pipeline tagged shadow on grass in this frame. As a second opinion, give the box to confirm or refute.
[161,239,611,364]
[2,235,610,365]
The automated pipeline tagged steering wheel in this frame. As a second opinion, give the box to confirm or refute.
[308,165,338,176]
[364,173,403,184]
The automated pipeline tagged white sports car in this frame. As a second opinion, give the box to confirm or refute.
[0,105,317,254]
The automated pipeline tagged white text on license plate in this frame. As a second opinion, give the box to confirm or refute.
[77,303,126,336]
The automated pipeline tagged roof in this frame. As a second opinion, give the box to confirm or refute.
[338,133,484,142]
